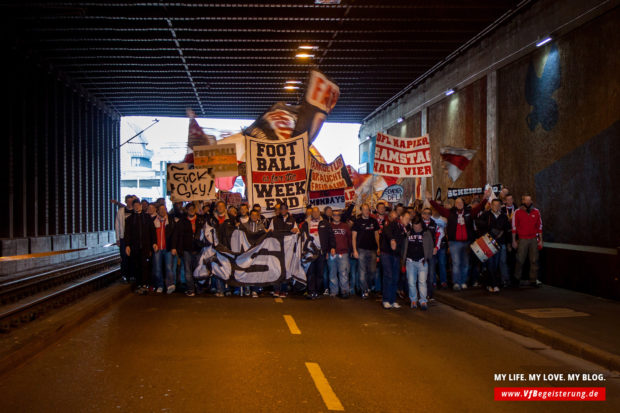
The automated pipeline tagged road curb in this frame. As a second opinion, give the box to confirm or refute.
[434,291,620,372]
[0,283,131,377]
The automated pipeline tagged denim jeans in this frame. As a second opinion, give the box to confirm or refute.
[448,241,470,286]
[322,263,329,292]
[183,250,199,293]
[381,253,400,304]
[406,259,428,304]
[487,250,502,288]
[498,244,509,284]
[437,247,448,284]
[349,256,359,294]
[357,249,377,293]
[152,250,174,289]
[328,254,350,295]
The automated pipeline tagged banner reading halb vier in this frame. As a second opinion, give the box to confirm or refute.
[308,154,353,192]
[166,163,216,202]
[246,133,308,215]
[373,133,433,178]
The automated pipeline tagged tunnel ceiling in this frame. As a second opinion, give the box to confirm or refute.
[5,1,524,122]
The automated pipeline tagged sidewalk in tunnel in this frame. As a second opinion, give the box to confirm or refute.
[434,284,620,371]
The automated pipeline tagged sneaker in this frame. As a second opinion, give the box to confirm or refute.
[185,291,195,297]
[410,301,417,309]
[323,289,330,296]
[251,291,259,298]
[473,282,480,288]
[420,302,428,311]
[280,292,288,298]
[382,302,393,309]
[225,291,232,296]
[156,287,163,294]
[392,302,401,309]
[493,286,500,293]
[215,292,224,297]
[121,276,129,284]
[167,285,176,294]
[306,293,314,300]
[529,280,542,287]
[452,284,461,291]
[461,283,468,290]
[244,289,252,297]
[273,291,280,298]
[361,292,369,299]
[487,286,494,292]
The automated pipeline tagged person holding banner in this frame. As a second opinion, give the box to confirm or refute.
[428,188,491,291]
[352,204,381,300]
[269,203,299,298]
[300,207,336,300]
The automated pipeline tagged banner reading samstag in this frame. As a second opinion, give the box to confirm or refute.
[373,133,433,178]
[246,133,308,215]
[308,154,352,191]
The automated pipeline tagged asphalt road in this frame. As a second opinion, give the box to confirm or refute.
[2,292,619,412]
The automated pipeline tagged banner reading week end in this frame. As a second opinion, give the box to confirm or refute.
[373,133,433,178]
[246,133,309,216]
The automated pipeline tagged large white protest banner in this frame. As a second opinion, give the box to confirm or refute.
[166,163,216,201]
[246,133,309,215]
[308,154,352,191]
[373,133,433,178]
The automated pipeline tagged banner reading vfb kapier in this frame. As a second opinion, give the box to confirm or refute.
[246,133,308,215]
[308,154,353,192]
[373,133,433,178]
[166,163,216,202]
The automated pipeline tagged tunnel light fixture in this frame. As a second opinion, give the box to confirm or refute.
[283,85,300,90]
[298,45,318,50]
[285,80,302,84]
[295,53,315,59]
[536,37,552,47]
[397,117,404,123]
[445,89,455,96]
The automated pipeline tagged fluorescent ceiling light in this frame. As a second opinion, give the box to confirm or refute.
[397,117,404,123]
[445,89,455,96]
[536,37,552,47]
[295,53,315,58]
[284,85,300,90]
[285,80,302,84]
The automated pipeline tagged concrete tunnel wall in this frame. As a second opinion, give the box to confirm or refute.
[0,48,121,273]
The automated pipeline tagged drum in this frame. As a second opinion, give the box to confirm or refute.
[470,233,500,262]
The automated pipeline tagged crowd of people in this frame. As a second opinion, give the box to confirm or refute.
[114,186,543,310]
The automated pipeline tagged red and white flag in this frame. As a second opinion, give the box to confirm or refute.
[184,108,216,163]
[440,146,476,182]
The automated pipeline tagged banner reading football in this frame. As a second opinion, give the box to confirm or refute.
[308,154,353,191]
[373,133,433,178]
[246,133,308,215]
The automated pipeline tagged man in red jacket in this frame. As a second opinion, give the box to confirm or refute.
[512,195,543,286]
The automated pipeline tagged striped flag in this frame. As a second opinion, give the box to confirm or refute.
[440,146,477,182]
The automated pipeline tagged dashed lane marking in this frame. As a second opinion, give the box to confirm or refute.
[283,314,301,335]
[305,362,345,411]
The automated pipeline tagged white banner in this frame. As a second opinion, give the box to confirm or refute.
[373,133,433,178]
[166,163,216,201]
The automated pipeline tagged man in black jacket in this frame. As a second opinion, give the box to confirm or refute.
[476,198,511,292]
[177,203,206,297]
[268,203,299,297]
[380,210,406,309]
[301,207,336,299]
[124,199,157,293]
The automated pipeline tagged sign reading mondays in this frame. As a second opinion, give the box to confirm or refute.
[246,133,308,215]
[193,143,238,177]
[373,133,433,178]
[308,154,352,192]
[309,189,345,211]
[166,163,216,202]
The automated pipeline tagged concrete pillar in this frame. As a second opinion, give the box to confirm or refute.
[486,71,498,184]
[421,107,429,197]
